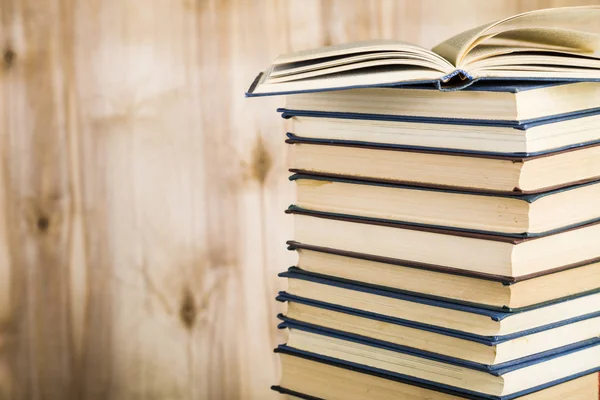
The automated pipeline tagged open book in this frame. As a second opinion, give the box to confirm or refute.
[246,6,600,95]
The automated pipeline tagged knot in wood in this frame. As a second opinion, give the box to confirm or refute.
[36,215,50,233]
[3,47,15,70]
[250,135,272,185]
[179,289,197,330]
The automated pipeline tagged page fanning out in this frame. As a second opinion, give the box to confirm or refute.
[270,52,449,79]
[432,6,600,67]
[489,28,600,54]
[273,40,436,65]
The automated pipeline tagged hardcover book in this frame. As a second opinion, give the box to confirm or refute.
[287,132,600,194]
[246,6,600,95]
[286,244,600,310]
[277,82,600,124]
[273,352,599,400]
[290,174,600,236]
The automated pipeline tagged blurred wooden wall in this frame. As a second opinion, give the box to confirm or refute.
[1,0,598,399]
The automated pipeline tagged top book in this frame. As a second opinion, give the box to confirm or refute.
[247,6,600,95]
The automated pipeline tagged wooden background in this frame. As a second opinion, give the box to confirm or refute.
[1,0,599,399]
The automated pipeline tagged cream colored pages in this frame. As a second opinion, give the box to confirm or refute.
[433,6,600,67]
[252,40,454,94]
[273,40,449,66]
[248,6,600,95]
[270,52,445,78]
[251,67,443,94]
[463,45,600,68]
[268,58,449,84]
[488,28,600,53]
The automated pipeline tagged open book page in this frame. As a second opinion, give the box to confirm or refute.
[469,67,600,80]
[247,6,600,96]
[270,52,448,79]
[257,40,454,90]
[462,34,600,67]
[465,51,600,73]
[250,66,443,95]
[268,57,449,84]
[486,29,600,54]
[432,6,600,67]
[273,40,450,66]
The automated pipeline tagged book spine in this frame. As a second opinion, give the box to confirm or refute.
[437,69,477,91]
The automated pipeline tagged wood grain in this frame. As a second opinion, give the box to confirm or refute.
[0,0,598,399]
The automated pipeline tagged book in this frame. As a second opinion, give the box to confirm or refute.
[246,6,600,95]
[287,245,600,310]
[278,82,600,122]
[287,132,600,194]
[277,329,600,398]
[278,301,600,366]
[291,174,600,236]
[279,269,600,338]
[287,206,600,278]
[274,353,599,400]
[282,94,600,155]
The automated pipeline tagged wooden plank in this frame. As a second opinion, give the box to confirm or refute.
[193,1,292,398]
[0,0,83,398]
[68,0,265,398]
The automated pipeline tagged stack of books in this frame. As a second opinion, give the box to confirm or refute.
[247,6,600,400]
